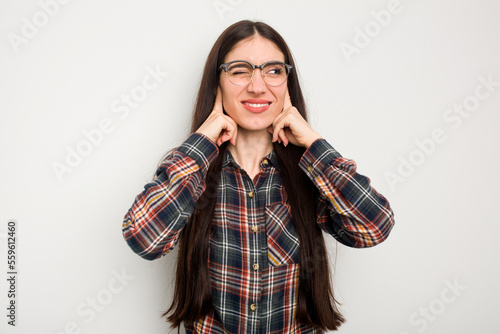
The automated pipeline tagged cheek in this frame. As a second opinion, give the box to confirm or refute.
[276,99,284,112]
[219,83,236,113]
[222,95,238,116]
[274,88,287,110]
[220,87,248,116]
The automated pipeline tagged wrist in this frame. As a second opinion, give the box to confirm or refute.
[304,133,322,148]
[194,131,217,146]
[194,126,217,145]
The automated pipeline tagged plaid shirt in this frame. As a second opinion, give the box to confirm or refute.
[122,133,394,334]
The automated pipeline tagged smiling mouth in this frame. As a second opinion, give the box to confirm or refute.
[242,102,271,107]
[241,99,272,113]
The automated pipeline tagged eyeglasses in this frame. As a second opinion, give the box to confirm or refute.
[219,60,293,87]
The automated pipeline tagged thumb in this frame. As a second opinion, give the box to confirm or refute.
[283,88,292,110]
[214,86,223,112]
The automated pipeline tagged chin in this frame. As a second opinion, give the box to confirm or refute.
[236,115,273,131]
[238,123,269,132]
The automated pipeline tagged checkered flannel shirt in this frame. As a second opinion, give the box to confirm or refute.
[122,133,395,333]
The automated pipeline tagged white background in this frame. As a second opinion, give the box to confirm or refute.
[1,0,499,333]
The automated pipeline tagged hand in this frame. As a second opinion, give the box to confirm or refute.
[195,87,238,146]
[267,89,322,148]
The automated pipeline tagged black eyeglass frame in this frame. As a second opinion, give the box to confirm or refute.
[218,60,293,86]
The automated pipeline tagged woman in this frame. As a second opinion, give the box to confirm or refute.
[122,20,395,333]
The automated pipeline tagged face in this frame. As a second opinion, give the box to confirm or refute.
[219,35,288,132]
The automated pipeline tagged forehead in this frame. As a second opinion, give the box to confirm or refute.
[224,35,285,64]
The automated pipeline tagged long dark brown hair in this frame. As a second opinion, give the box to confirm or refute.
[163,20,345,331]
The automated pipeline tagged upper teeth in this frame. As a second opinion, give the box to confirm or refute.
[246,103,268,107]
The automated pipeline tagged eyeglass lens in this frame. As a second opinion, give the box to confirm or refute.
[226,62,288,86]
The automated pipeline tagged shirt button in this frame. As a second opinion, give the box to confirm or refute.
[250,304,257,311]
[262,159,269,165]
[251,226,258,233]
[307,165,313,172]
[253,263,259,271]
[248,191,254,198]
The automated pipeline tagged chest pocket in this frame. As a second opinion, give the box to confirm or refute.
[265,203,300,267]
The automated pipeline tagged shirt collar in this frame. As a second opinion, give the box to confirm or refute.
[222,148,280,170]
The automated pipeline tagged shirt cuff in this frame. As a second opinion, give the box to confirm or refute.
[156,133,218,177]
[299,138,343,174]
[177,133,219,174]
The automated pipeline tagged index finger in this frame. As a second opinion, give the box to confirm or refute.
[214,86,223,112]
[283,88,292,110]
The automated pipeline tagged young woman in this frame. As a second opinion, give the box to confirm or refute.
[122,20,395,333]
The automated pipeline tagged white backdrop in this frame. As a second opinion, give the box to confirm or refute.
[1,0,499,333]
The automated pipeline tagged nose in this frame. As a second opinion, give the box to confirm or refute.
[247,68,267,94]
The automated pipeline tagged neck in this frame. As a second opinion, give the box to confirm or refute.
[228,127,273,178]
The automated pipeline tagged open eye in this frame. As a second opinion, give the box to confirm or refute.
[264,63,285,76]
